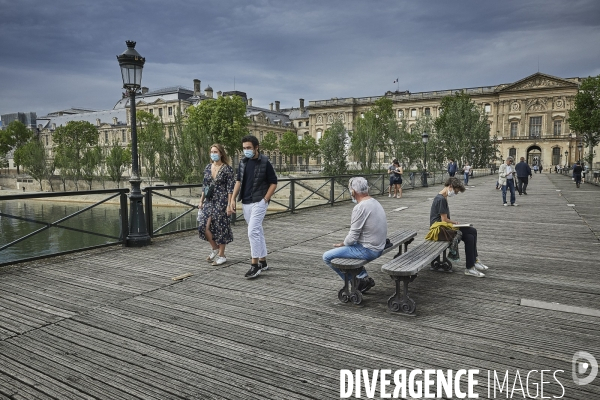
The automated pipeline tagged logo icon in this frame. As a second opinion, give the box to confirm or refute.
[572,351,598,386]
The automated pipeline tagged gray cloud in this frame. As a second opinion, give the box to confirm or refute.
[1,0,599,117]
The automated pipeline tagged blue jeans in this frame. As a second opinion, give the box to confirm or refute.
[502,179,516,204]
[323,243,382,280]
[464,172,469,185]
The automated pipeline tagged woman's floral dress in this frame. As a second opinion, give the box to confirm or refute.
[198,163,235,244]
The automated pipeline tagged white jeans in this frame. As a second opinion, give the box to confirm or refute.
[242,200,268,258]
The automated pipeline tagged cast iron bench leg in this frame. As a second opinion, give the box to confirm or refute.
[430,249,453,272]
[387,275,417,314]
[338,271,363,305]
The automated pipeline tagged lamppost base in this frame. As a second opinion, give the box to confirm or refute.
[126,234,151,247]
[421,171,429,187]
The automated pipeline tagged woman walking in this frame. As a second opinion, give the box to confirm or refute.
[463,162,471,185]
[391,160,403,198]
[198,144,235,265]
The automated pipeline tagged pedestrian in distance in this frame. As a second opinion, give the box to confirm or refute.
[447,158,457,177]
[387,159,398,197]
[515,157,532,195]
[322,177,387,293]
[533,164,539,173]
[230,135,278,279]
[499,156,518,206]
[391,160,403,198]
[573,161,583,188]
[429,177,488,277]
[463,162,471,185]
[198,144,235,266]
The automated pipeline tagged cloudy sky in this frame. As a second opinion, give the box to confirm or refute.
[1,0,600,118]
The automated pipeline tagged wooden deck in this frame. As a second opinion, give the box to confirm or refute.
[1,173,599,399]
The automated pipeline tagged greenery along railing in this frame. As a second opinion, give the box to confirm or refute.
[0,189,129,266]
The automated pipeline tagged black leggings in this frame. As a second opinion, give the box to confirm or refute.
[459,226,478,268]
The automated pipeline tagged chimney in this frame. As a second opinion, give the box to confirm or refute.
[299,98,305,112]
[193,79,201,96]
[275,101,280,112]
[205,85,214,98]
[113,117,118,125]
[141,87,149,94]
[270,103,273,111]
[248,98,253,106]
[96,118,101,126]
[217,91,222,98]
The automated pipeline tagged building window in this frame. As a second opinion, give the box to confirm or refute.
[398,110,404,118]
[317,130,322,142]
[484,104,491,113]
[158,108,163,117]
[122,130,126,142]
[298,122,302,127]
[411,109,417,118]
[510,122,518,138]
[529,116,542,138]
[425,108,431,116]
[260,131,263,140]
[45,135,48,145]
[149,109,153,115]
[509,148,516,159]
[553,120,562,136]
[105,132,109,142]
[306,120,309,126]
[552,147,561,165]
[168,107,173,116]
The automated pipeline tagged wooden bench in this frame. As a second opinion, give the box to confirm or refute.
[331,229,417,306]
[381,240,452,315]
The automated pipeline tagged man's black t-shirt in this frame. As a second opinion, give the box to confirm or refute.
[237,157,277,204]
[573,165,583,174]
[430,194,450,226]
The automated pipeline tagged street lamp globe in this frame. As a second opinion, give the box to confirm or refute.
[422,131,429,144]
[117,41,145,91]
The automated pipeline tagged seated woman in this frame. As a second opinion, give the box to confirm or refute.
[430,177,488,278]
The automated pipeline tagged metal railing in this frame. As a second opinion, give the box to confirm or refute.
[0,189,129,266]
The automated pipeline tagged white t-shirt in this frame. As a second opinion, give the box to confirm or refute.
[506,165,514,179]
[464,165,471,174]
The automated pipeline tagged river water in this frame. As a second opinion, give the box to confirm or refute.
[0,199,199,264]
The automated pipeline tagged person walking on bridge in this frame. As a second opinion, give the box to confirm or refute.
[515,157,532,195]
[573,161,583,188]
[499,156,518,206]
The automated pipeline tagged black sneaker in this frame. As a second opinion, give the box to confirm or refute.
[357,277,375,293]
[244,264,261,279]
[259,260,269,271]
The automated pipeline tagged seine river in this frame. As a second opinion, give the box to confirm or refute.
[0,199,199,264]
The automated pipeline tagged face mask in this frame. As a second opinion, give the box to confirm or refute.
[243,149,255,158]
[447,188,455,197]
[210,153,220,162]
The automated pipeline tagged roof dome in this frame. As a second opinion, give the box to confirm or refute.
[205,85,213,91]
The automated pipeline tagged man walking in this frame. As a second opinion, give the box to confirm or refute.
[322,177,387,293]
[230,135,278,279]
[387,159,398,197]
[447,158,457,177]
[498,156,518,206]
[515,157,532,195]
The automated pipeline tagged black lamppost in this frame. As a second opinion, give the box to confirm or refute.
[471,146,475,166]
[565,151,568,169]
[421,131,429,187]
[117,41,151,246]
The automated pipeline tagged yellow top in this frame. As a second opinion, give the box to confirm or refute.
[424,221,457,241]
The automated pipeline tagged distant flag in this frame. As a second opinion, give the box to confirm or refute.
[393,78,398,83]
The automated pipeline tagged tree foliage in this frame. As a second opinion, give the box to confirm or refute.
[261,131,278,152]
[81,146,102,190]
[320,120,347,176]
[137,110,162,185]
[279,131,299,163]
[5,121,33,173]
[14,137,53,191]
[53,121,98,190]
[105,141,132,188]
[568,75,600,166]
[434,92,495,168]
[298,135,319,162]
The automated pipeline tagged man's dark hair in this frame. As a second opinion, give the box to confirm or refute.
[241,135,259,147]
[444,177,466,193]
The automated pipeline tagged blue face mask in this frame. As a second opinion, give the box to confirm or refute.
[243,149,255,158]
[210,153,220,162]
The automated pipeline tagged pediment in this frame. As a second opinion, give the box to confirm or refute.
[499,73,578,92]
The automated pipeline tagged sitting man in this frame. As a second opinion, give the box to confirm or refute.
[322,177,387,293]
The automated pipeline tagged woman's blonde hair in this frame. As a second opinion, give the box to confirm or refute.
[210,143,229,165]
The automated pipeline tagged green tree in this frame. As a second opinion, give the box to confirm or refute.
[5,121,33,173]
[298,135,319,164]
[137,110,162,185]
[350,112,383,172]
[320,120,348,176]
[157,129,182,184]
[52,120,98,190]
[568,75,600,167]
[13,137,53,191]
[81,145,102,190]
[105,141,132,188]
[279,131,299,165]
[261,131,279,152]
[434,92,494,167]
[186,95,249,162]
[175,112,202,184]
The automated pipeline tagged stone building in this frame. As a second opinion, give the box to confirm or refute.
[308,72,591,169]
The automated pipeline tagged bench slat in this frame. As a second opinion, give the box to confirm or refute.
[382,240,449,276]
